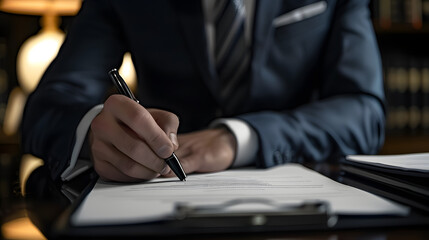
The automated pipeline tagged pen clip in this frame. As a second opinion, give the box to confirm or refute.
[108,68,139,103]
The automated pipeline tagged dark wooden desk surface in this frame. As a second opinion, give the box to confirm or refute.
[20,163,429,239]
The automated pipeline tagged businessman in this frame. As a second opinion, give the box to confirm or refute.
[22,0,385,182]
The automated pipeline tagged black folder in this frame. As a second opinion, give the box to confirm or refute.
[341,157,429,213]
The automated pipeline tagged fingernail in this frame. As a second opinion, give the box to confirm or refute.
[161,166,170,175]
[169,133,179,148]
[158,145,172,158]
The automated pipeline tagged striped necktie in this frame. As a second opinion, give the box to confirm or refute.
[214,0,250,114]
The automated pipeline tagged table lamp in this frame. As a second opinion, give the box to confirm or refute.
[0,0,81,137]
[1,0,82,93]
[0,0,137,193]
[0,0,137,136]
[0,3,132,238]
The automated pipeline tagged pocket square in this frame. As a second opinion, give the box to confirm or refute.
[273,1,327,28]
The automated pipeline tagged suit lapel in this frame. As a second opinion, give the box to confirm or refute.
[171,0,219,101]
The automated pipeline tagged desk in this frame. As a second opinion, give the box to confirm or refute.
[23,162,429,239]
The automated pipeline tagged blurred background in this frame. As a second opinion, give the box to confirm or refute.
[0,0,428,239]
[0,1,81,239]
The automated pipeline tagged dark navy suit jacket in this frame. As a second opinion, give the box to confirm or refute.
[22,0,385,181]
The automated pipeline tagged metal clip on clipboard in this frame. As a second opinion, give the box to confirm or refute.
[174,198,338,230]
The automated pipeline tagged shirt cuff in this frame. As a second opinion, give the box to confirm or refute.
[210,118,258,168]
[61,104,104,181]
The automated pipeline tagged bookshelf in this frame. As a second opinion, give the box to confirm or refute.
[371,0,429,154]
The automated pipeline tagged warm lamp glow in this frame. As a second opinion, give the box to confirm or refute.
[0,0,81,16]
[1,0,81,136]
[17,30,65,93]
[3,87,26,136]
[19,154,44,196]
[119,52,137,93]
[3,28,65,136]
[1,215,46,240]
[1,0,137,137]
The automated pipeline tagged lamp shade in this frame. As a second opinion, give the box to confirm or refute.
[0,0,81,16]
[1,0,82,136]
[17,30,64,93]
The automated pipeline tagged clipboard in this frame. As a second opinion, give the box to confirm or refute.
[52,198,337,238]
[51,195,429,239]
[51,168,341,238]
[25,165,429,239]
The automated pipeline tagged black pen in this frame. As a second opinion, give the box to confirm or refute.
[108,68,187,181]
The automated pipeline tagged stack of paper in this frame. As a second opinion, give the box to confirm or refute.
[343,153,429,212]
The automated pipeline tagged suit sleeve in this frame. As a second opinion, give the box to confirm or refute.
[21,0,126,181]
[239,0,386,167]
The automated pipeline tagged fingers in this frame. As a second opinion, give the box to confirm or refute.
[104,95,177,158]
[90,95,180,181]
[95,159,148,182]
[91,138,161,182]
[112,123,168,173]
[91,111,166,173]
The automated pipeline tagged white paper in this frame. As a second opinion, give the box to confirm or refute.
[346,153,429,173]
[71,164,408,226]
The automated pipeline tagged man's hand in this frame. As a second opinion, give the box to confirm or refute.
[89,95,179,182]
[162,127,236,177]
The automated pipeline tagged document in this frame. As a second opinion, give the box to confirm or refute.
[71,164,408,226]
[346,153,429,173]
